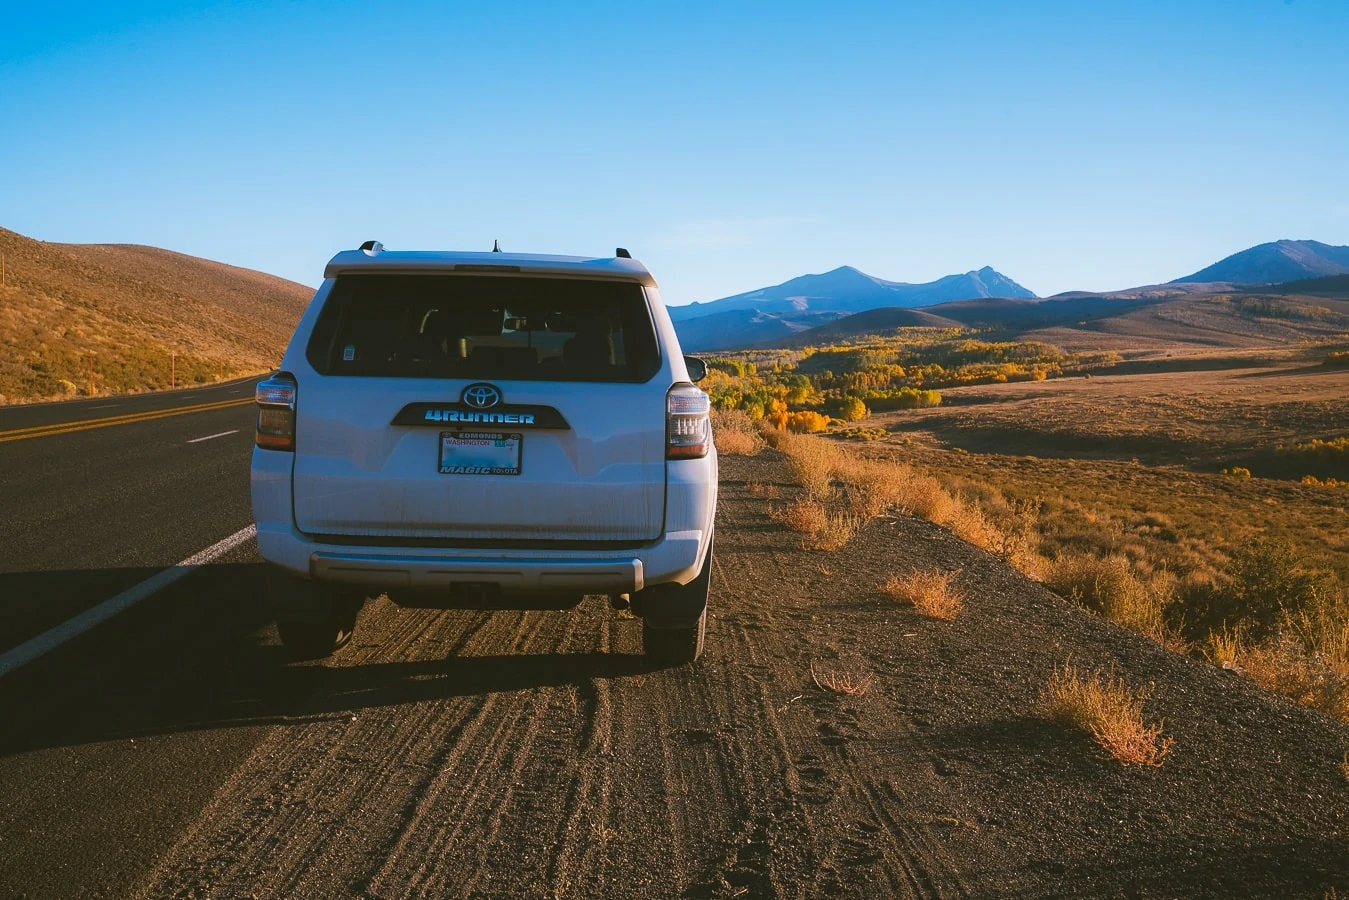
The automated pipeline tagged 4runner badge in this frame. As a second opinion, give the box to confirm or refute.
[423,408,536,425]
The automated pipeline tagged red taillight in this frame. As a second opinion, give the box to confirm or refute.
[667,383,711,460]
[255,374,297,451]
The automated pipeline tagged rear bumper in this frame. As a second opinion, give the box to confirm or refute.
[311,551,641,592]
[250,447,717,594]
[259,529,705,593]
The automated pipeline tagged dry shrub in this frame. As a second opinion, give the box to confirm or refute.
[811,661,874,696]
[991,499,1044,574]
[716,428,761,456]
[1048,553,1178,646]
[1204,625,1242,669]
[1223,598,1349,720]
[782,436,843,499]
[812,511,863,551]
[712,408,764,456]
[1043,661,1174,767]
[945,501,1005,553]
[834,456,905,517]
[883,569,963,620]
[757,418,791,449]
[771,498,829,535]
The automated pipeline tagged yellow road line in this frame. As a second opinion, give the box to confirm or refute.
[0,397,254,444]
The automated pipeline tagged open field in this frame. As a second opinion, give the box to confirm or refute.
[867,357,1349,580]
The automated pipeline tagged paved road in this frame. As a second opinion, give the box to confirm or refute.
[0,382,272,899]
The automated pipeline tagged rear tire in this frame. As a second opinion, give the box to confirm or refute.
[271,578,363,660]
[638,534,713,666]
[277,615,354,660]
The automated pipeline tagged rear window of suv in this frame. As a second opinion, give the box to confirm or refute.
[306,274,660,382]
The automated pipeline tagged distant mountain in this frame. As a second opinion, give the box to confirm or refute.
[669,265,1035,324]
[670,264,1035,350]
[670,308,846,354]
[1172,240,1349,285]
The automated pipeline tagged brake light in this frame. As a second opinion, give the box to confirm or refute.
[667,383,711,459]
[255,373,297,451]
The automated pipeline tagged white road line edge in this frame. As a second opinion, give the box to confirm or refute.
[187,429,240,444]
[0,524,258,679]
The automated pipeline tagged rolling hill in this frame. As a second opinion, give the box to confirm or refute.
[0,226,312,404]
[759,283,1349,353]
[1172,240,1349,285]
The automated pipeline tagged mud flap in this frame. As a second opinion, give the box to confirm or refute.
[631,533,713,628]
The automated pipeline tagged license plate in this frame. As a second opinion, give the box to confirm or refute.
[439,432,522,476]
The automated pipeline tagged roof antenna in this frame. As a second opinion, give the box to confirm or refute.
[492,239,502,253]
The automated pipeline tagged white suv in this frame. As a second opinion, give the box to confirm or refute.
[251,243,717,664]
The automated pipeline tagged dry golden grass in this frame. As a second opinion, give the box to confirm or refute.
[1205,626,1242,669]
[883,569,964,620]
[1043,661,1175,767]
[715,428,762,456]
[747,480,781,500]
[810,661,875,697]
[770,499,862,551]
[1047,553,1181,648]
[1219,614,1349,720]
[776,433,1041,570]
[812,512,864,551]
[783,436,843,499]
[771,498,829,535]
[712,408,766,456]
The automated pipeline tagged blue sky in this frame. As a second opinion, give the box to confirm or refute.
[2,0,1347,302]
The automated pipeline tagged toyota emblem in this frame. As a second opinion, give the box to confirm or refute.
[462,383,502,409]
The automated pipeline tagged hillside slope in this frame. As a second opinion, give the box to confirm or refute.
[0,227,312,404]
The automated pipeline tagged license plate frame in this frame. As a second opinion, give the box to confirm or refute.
[438,431,523,476]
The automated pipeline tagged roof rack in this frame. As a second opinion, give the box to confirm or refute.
[615,247,631,258]
[359,240,383,252]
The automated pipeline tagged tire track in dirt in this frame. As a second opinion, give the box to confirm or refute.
[364,609,578,897]
[544,616,616,898]
[139,602,556,897]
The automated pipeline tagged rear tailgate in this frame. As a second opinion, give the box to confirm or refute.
[290,273,666,542]
[291,378,665,541]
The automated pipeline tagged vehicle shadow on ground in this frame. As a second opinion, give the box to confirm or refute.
[1003,837,1349,898]
[0,562,664,757]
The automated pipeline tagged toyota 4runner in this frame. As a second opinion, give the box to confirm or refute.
[250,243,717,664]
